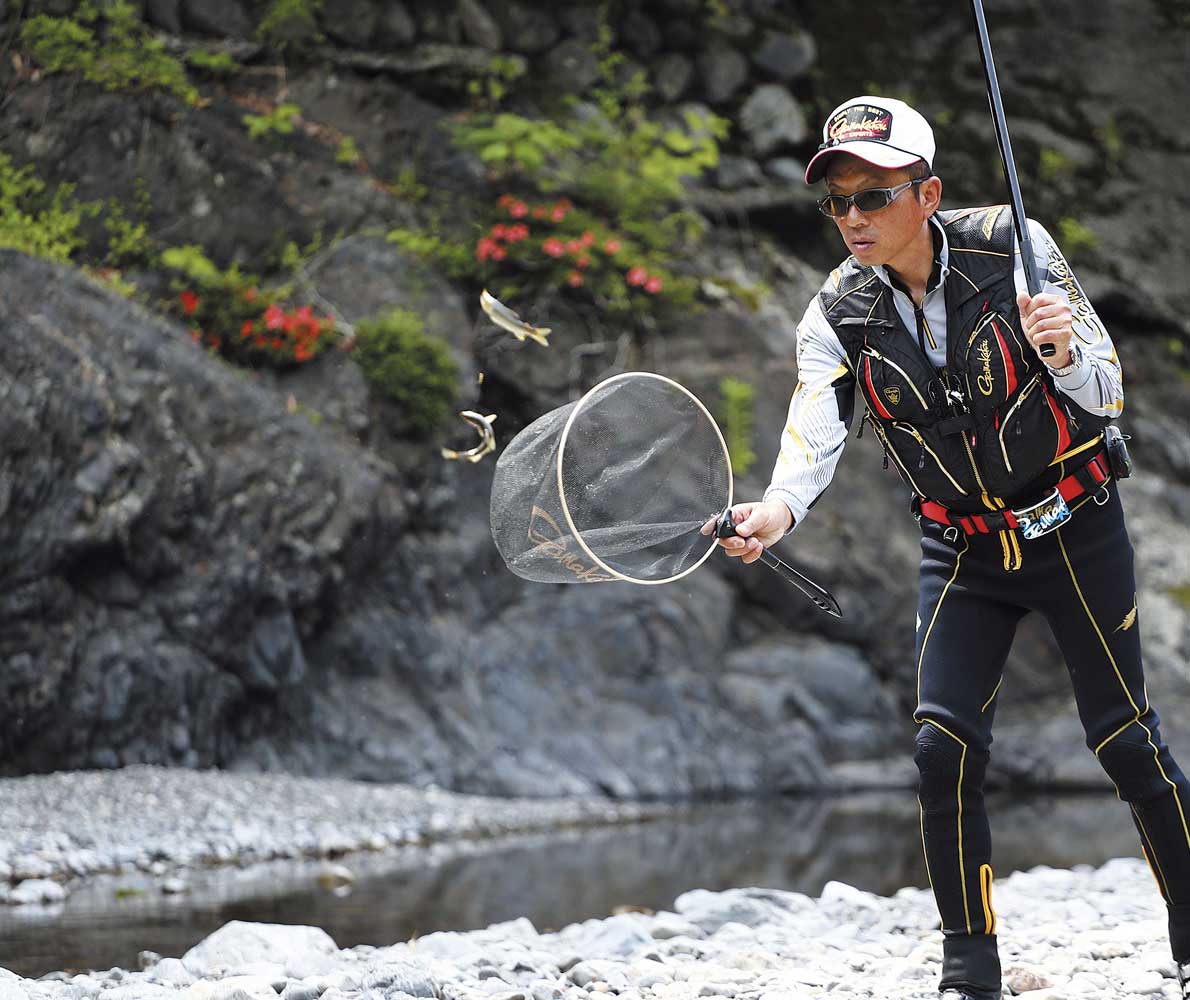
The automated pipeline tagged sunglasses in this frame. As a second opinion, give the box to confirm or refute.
[817,177,929,218]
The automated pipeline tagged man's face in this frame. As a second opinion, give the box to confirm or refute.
[823,156,937,269]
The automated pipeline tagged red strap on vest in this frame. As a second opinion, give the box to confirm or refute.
[918,451,1110,535]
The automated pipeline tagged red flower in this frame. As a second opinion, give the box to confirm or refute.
[270,338,283,350]
[264,304,286,330]
[565,240,582,255]
[294,344,313,362]
[497,193,513,207]
[644,275,663,294]
[550,206,567,222]
[476,236,497,262]
[567,270,584,287]
[509,201,529,218]
[491,224,507,239]
[543,238,566,258]
[179,290,199,315]
[243,287,258,303]
[240,320,254,340]
[491,246,507,261]
[575,255,591,269]
[603,238,622,254]
[626,266,648,287]
[507,224,529,242]
[580,231,594,247]
[532,206,547,219]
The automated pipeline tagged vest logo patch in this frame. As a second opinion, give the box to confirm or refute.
[827,104,893,144]
[976,338,995,396]
[981,206,1002,242]
[883,386,901,406]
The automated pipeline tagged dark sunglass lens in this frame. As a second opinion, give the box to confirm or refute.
[819,196,846,217]
[853,189,892,212]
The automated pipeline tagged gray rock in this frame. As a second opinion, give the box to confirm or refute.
[144,0,182,34]
[362,961,439,998]
[181,0,252,38]
[489,1,560,54]
[324,0,379,49]
[415,6,461,43]
[544,39,601,94]
[751,30,817,80]
[458,0,503,49]
[377,2,417,46]
[654,54,693,103]
[9,878,65,905]
[739,84,808,156]
[715,156,765,191]
[697,43,749,105]
[182,922,338,977]
[764,157,807,185]
[621,10,661,57]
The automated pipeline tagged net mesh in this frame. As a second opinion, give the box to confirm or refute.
[490,373,732,584]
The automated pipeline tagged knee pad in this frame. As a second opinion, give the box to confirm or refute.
[915,722,988,808]
[1096,722,1171,803]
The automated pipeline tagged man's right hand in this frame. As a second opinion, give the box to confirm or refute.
[699,499,794,565]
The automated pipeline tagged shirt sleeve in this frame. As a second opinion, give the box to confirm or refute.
[1014,219,1124,419]
[763,295,854,530]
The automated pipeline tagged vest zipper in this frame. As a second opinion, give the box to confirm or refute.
[998,375,1043,474]
[892,423,971,496]
[860,348,931,410]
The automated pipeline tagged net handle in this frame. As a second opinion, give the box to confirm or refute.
[555,371,733,586]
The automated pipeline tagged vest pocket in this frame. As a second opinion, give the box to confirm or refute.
[961,310,1029,415]
[984,374,1072,488]
[859,346,934,422]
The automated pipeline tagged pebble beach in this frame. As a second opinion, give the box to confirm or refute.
[0,768,1180,999]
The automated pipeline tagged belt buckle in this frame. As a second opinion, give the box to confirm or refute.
[1013,488,1072,540]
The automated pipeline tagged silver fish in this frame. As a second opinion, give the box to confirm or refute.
[480,289,551,347]
[441,410,498,464]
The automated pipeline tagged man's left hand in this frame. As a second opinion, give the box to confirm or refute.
[1016,291,1073,368]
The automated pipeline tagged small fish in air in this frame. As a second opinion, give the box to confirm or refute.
[479,289,551,347]
[441,410,498,464]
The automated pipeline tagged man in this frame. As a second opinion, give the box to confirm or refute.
[704,96,1190,999]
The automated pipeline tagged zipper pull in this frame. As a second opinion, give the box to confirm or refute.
[882,452,889,470]
[918,445,926,471]
[1016,422,1022,437]
[855,417,866,440]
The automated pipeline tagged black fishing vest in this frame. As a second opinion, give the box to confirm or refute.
[819,205,1105,514]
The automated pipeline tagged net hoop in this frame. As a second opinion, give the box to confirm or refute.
[555,371,733,586]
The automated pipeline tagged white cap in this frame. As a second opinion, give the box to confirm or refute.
[804,96,935,184]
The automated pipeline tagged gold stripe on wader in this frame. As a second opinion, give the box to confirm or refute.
[1134,806,1172,903]
[1050,434,1104,467]
[980,677,1003,714]
[1057,530,1190,851]
[998,531,1011,571]
[979,864,997,934]
[916,536,971,711]
[1007,529,1022,571]
[918,717,973,934]
[918,800,941,931]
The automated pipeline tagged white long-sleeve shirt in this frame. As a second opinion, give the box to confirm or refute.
[763,216,1123,529]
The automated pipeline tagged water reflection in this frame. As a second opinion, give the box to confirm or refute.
[0,791,1142,978]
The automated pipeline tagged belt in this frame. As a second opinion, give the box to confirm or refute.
[916,449,1112,538]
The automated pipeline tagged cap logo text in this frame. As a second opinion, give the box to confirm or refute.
[827,104,893,144]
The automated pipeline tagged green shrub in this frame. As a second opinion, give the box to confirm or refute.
[243,103,302,141]
[21,1,198,105]
[185,48,238,77]
[353,309,459,436]
[161,244,335,367]
[465,54,527,110]
[0,152,95,261]
[258,0,323,51]
[1056,217,1099,259]
[719,377,757,477]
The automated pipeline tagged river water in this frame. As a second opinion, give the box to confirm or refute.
[0,791,1145,979]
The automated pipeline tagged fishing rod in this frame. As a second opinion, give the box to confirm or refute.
[969,0,1055,358]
